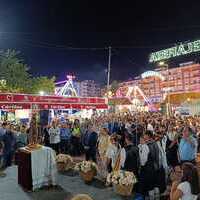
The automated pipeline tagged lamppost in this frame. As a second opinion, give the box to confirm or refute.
[159,61,171,117]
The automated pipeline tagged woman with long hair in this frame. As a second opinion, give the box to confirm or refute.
[97,127,110,179]
[170,162,200,200]
[105,133,126,173]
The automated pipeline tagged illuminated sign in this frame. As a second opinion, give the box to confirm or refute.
[149,40,200,63]
[141,71,165,80]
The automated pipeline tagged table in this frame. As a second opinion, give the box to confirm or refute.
[18,146,57,191]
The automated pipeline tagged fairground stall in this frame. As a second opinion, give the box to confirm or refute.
[0,93,108,123]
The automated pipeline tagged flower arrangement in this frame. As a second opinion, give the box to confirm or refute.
[56,154,74,171]
[75,161,98,182]
[75,161,97,174]
[106,170,137,186]
[106,170,137,196]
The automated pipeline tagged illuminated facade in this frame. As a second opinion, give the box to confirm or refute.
[79,80,101,97]
[116,63,200,104]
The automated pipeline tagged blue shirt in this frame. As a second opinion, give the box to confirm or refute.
[83,131,90,146]
[2,131,16,153]
[179,137,197,161]
[60,128,71,140]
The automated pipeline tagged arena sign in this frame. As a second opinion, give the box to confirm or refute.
[149,40,200,63]
[141,70,165,81]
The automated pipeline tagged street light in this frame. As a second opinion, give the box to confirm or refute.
[158,61,171,117]
[39,91,45,96]
[159,61,165,66]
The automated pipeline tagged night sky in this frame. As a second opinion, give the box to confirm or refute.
[1,1,200,85]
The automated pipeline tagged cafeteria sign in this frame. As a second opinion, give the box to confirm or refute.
[149,40,200,63]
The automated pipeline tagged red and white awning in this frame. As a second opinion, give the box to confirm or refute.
[0,93,108,110]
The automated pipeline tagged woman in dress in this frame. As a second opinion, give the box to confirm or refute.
[170,162,200,200]
[105,133,126,173]
[97,127,110,179]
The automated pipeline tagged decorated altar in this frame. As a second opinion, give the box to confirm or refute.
[18,146,57,191]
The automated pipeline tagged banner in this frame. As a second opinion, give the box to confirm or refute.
[0,93,108,110]
[0,93,106,104]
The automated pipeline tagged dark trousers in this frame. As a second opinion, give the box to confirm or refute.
[71,136,82,156]
[50,143,60,154]
[3,151,14,168]
[85,148,96,163]
[60,139,70,154]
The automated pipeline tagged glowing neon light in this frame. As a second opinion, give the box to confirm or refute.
[141,71,165,81]
[149,40,200,63]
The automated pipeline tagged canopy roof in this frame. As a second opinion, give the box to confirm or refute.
[0,93,108,110]
[164,92,200,104]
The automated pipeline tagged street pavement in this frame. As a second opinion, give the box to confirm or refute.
[0,166,133,200]
[0,166,30,200]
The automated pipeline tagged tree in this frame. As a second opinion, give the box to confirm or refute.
[0,49,31,92]
[0,49,56,94]
[110,80,119,94]
[30,76,55,95]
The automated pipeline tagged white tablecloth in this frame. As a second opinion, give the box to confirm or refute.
[29,146,57,191]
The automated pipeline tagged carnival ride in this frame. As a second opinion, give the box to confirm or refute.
[126,85,151,106]
[55,75,78,97]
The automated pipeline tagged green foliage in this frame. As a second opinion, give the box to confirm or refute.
[30,76,55,94]
[0,49,55,94]
[0,49,30,92]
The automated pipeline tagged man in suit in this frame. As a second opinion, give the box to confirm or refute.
[123,132,139,175]
[82,124,98,162]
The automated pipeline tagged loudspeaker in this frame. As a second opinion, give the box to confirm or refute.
[39,110,49,126]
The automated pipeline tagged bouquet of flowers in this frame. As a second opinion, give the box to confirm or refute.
[75,161,97,182]
[56,154,74,171]
[106,170,137,196]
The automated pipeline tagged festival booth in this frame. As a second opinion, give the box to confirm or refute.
[163,92,200,116]
[0,93,107,191]
[0,93,108,122]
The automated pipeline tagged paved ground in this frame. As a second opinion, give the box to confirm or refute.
[0,166,30,200]
[0,166,133,200]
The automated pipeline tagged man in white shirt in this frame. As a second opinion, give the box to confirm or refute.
[49,121,60,154]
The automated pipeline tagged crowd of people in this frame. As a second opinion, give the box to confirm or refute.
[0,111,200,199]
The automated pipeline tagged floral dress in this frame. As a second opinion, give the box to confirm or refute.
[97,134,110,179]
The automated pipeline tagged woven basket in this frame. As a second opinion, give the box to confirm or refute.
[113,183,133,196]
[80,170,95,183]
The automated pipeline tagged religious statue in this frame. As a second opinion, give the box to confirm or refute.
[27,113,41,149]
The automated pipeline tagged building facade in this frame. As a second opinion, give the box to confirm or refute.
[116,63,200,104]
[79,80,101,97]
[55,79,101,97]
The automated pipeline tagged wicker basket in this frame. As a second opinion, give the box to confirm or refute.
[113,183,133,196]
[80,170,95,183]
